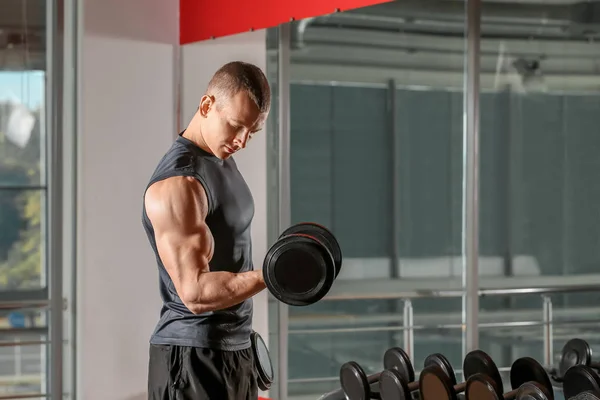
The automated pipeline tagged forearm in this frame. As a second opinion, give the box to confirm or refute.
[182,269,266,314]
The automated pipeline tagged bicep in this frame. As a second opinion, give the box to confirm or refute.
[145,177,214,293]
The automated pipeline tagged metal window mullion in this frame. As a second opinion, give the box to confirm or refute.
[462,0,482,354]
[0,186,48,191]
[277,22,292,400]
[47,0,65,398]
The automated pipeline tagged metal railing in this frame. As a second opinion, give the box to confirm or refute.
[0,301,51,312]
[0,299,58,400]
[286,282,600,387]
[319,276,600,301]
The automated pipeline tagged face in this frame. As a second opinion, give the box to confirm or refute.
[199,90,268,159]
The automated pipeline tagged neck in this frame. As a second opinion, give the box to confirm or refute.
[183,113,212,154]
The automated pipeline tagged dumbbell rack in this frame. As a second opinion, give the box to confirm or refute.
[313,337,600,400]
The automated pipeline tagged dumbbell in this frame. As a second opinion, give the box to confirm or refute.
[563,364,600,399]
[338,347,413,400]
[250,331,274,391]
[263,222,342,306]
[419,350,504,400]
[465,357,554,400]
[341,348,461,400]
[378,352,458,400]
[558,338,600,379]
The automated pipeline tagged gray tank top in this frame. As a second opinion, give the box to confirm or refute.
[142,132,254,350]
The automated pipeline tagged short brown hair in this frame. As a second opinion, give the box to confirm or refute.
[206,61,271,114]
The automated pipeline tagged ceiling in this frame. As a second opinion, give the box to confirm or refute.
[267,0,600,92]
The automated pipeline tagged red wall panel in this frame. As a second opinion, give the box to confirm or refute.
[180,0,392,44]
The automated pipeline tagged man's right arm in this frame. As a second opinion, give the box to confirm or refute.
[144,176,266,314]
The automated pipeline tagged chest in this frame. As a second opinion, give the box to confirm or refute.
[206,160,254,235]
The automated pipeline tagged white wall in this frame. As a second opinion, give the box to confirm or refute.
[180,29,270,350]
[77,3,270,398]
[77,0,178,399]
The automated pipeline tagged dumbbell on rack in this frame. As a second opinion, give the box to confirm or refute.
[310,348,407,400]
[335,348,458,400]
[558,338,600,379]
[563,364,600,399]
[465,357,554,400]
[377,352,457,400]
[419,350,504,400]
[334,347,411,400]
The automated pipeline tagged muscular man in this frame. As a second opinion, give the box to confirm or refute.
[142,61,271,400]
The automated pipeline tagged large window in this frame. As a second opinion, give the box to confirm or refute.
[267,1,468,397]
[0,0,69,397]
[268,1,600,399]
[477,1,600,392]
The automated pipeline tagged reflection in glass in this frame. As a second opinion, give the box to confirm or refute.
[269,1,600,398]
[479,1,600,280]
[478,1,600,382]
[274,1,467,397]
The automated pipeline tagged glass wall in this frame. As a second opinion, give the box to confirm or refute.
[267,0,600,399]
[477,1,600,395]
[267,1,468,397]
[0,0,70,398]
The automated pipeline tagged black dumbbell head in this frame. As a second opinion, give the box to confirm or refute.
[419,365,457,400]
[250,331,274,391]
[563,364,600,399]
[340,361,370,400]
[383,347,414,383]
[559,338,593,378]
[425,353,457,386]
[263,233,336,306]
[510,357,553,398]
[379,369,411,400]
[465,374,552,400]
[279,222,343,277]
[463,350,504,396]
[515,382,553,400]
[466,373,501,400]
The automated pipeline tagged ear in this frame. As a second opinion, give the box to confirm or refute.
[199,95,215,117]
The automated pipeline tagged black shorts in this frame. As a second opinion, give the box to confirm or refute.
[148,344,258,400]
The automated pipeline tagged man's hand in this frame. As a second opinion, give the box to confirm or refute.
[145,176,265,314]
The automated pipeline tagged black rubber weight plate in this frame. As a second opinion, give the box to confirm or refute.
[466,374,501,400]
[419,366,456,400]
[279,222,343,277]
[263,233,335,306]
[340,361,369,400]
[559,338,592,378]
[563,365,600,399]
[424,353,457,386]
[515,382,552,400]
[510,357,553,398]
[251,331,274,391]
[463,350,504,397]
[379,369,410,400]
[384,347,414,383]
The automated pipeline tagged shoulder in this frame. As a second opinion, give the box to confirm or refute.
[146,176,207,203]
[145,176,209,223]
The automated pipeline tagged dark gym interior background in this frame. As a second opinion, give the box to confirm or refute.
[1,0,599,399]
